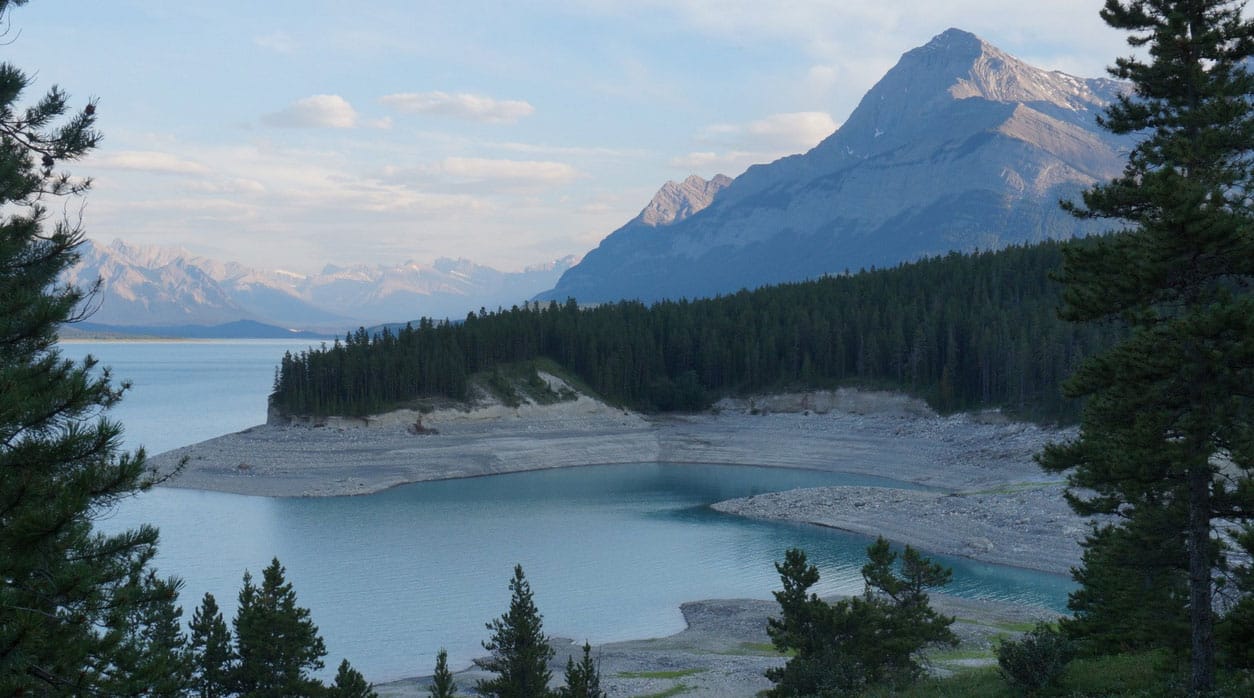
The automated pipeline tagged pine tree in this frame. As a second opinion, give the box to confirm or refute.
[558,642,603,698]
[188,592,236,698]
[765,540,957,696]
[429,648,457,698]
[0,1,181,693]
[330,658,378,698]
[1217,528,1254,669]
[232,558,328,697]
[1038,1,1254,691]
[1061,517,1190,657]
[99,572,192,697]
[476,564,555,698]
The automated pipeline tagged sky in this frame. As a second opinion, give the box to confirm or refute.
[4,1,1129,274]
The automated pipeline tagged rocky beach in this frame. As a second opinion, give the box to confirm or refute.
[151,384,1086,696]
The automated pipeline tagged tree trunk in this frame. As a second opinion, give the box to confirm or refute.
[1187,463,1215,694]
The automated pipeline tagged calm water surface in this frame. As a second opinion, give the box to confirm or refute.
[79,341,1073,683]
[62,339,316,454]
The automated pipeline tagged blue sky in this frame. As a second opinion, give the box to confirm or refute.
[5,1,1126,273]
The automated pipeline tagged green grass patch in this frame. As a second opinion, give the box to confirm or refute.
[1051,653,1253,696]
[859,666,1012,697]
[857,649,1254,697]
[632,685,693,698]
[926,647,996,661]
[963,481,1065,496]
[955,616,1042,634]
[714,641,789,657]
[616,668,706,680]
[1057,650,1180,695]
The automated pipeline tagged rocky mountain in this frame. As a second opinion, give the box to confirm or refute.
[539,28,1132,304]
[65,240,267,327]
[67,239,575,331]
[635,174,733,227]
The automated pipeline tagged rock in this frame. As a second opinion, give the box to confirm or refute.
[968,537,995,553]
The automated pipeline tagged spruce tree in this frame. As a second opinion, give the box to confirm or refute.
[0,0,180,693]
[429,648,457,698]
[232,558,328,697]
[765,540,956,696]
[1217,528,1254,668]
[99,573,192,697]
[476,564,555,698]
[1061,514,1190,657]
[188,592,236,698]
[558,642,603,698]
[1038,1,1254,691]
[329,658,378,698]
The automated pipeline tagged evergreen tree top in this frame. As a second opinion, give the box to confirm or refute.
[0,1,177,692]
[477,564,555,698]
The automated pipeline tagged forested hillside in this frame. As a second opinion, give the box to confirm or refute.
[270,239,1122,421]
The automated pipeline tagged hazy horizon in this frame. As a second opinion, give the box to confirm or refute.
[8,1,1125,274]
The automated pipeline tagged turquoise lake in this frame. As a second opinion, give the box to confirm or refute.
[74,340,1073,683]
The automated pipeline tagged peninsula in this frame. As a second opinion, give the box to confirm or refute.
[153,379,1084,577]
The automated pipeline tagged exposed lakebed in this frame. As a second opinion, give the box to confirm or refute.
[76,340,1078,686]
[101,462,1072,684]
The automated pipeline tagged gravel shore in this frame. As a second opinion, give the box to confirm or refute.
[151,385,1087,576]
[713,483,1083,576]
[152,387,1066,498]
[151,385,1086,695]
[373,594,1060,698]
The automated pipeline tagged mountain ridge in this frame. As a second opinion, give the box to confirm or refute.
[636,174,733,227]
[538,28,1132,304]
[66,239,575,331]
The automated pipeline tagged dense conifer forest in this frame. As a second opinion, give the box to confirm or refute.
[270,239,1122,421]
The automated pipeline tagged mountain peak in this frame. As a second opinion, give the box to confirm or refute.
[800,27,1122,165]
[903,28,1111,109]
[636,173,732,227]
[541,29,1130,305]
[923,27,986,52]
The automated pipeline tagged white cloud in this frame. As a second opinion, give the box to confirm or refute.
[574,1,1116,69]
[379,91,535,124]
[253,30,297,54]
[673,111,838,176]
[262,95,358,129]
[565,1,1123,112]
[183,178,268,196]
[805,65,840,94]
[701,111,838,151]
[491,141,642,159]
[89,150,209,176]
[669,150,767,176]
[438,157,580,184]
[117,196,259,221]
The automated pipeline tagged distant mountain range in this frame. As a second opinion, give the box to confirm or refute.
[62,319,331,340]
[538,28,1133,303]
[71,28,1136,333]
[64,239,574,335]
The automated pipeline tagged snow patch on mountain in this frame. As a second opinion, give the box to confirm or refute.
[68,239,575,329]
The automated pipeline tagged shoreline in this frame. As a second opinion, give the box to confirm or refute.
[150,387,1087,575]
[712,483,1082,576]
[151,388,1065,496]
[373,593,1062,698]
[150,387,1087,694]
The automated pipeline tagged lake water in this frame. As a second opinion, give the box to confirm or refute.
[74,340,1073,683]
[61,339,318,454]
